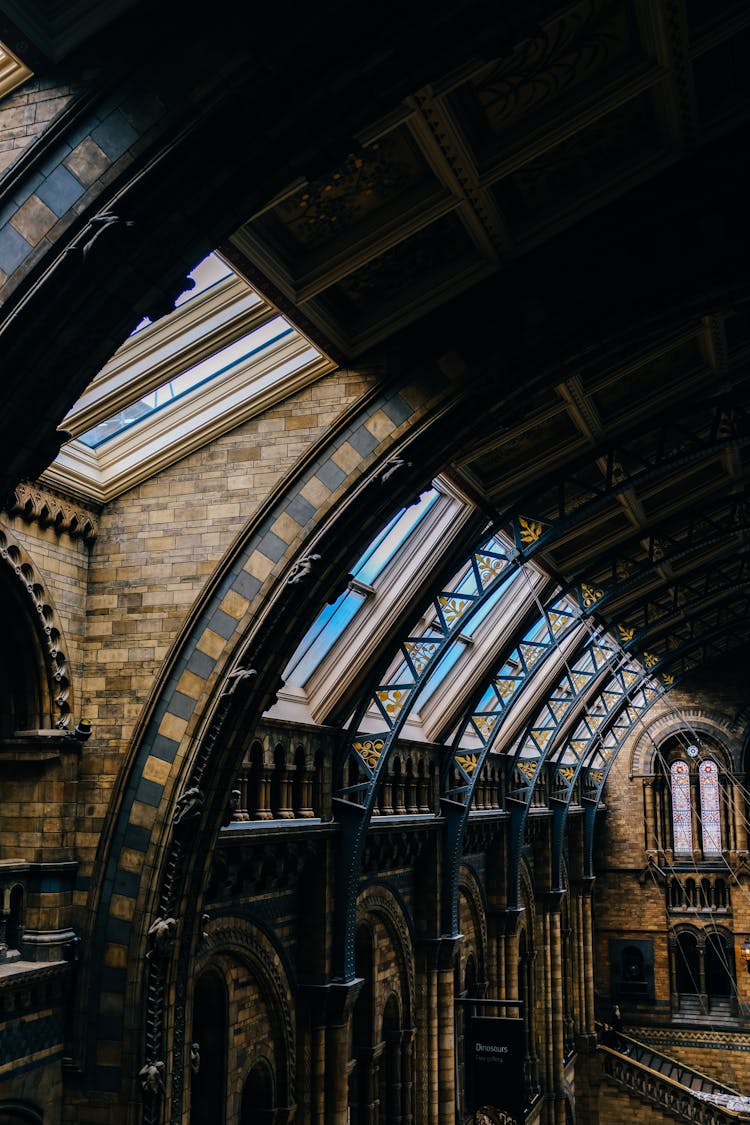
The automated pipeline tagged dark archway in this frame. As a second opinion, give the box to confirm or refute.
[0,1105,43,1124]
[240,1058,275,1125]
[6,886,23,953]
[0,569,46,738]
[705,933,733,999]
[675,933,701,995]
[380,993,403,1125]
[190,968,228,1124]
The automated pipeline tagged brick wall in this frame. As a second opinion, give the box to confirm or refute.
[0,77,77,178]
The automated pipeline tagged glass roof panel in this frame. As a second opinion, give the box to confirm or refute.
[78,316,292,448]
[284,489,440,687]
[355,489,439,586]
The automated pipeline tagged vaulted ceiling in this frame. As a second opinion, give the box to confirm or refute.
[2,0,750,685]
[220,0,750,684]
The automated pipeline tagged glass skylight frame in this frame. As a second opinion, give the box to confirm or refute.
[43,253,335,502]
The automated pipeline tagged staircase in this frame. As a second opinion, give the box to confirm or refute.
[674,994,737,1028]
[599,1029,750,1123]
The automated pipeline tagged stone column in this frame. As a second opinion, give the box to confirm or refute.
[405,768,418,815]
[254,767,273,820]
[380,768,394,816]
[643,778,657,855]
[415,941,439,1124]
[733,779,748,855]
[298,768,316,818]
[580,878,596,1036]
[401,1027,416,1125]
[311,1022,326,1125]
[302,980,363,1125]
[437,941,459,1125]
[385,1030,405,1124]
[233,767,251,820]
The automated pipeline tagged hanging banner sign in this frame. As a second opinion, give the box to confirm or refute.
[469,1015,525,1125]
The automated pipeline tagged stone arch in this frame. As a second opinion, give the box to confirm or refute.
[0,1105,43,1124]
[356,883,416,1030]
[84,382,454,1102]
[79,372,458,1102]
[629,708,739,777]
[194,919,296,1115]
[0,523,73,730]
[239,1056,276,1124]
[458,864,488,987]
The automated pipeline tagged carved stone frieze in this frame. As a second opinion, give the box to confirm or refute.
[4,482,99,543]
[208,837,318,901]
[362,825,431,873]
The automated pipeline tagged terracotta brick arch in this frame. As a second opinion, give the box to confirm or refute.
[194,917,296,1121]
[355,883,416,1031]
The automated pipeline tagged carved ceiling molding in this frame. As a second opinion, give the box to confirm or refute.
[3,482,98,543]
[0,522,73,728]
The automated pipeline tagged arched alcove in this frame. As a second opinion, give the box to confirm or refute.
[0,563,49,737]
[240,1058,275,1125]
[190,967,228,1124]
[0,530,73,734]
[675,932,701,996]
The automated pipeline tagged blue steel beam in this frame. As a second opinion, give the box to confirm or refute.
[332,531,524,979]
[439,594,582,935]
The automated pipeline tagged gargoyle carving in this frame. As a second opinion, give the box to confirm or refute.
[287,553,321,585]
[138,1060,165,1095]
[173,786,204,829]
[146,916,176,961]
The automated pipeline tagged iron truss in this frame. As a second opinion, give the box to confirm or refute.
[503,395,750,561]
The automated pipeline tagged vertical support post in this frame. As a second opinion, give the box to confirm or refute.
[437,941,458,1125]
[644,777,657,855]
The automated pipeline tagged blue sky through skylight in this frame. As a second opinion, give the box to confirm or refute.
[284,490,439,687]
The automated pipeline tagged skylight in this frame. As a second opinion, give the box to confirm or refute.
[284,489,440,687]
[78,315,292,448]
[44,250,335,501]
[129,252,233,335]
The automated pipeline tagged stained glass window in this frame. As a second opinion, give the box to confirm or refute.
[699,759,722,854]
[671,760,693,855]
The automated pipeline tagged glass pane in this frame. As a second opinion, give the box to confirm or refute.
[354,489,438,586]
[699,759,722,854]
[79,317,292,448]
[671,760,693,855]
[412,641,466,710]
[284,590,366,686]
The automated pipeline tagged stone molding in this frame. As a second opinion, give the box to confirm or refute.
[629,706,740,778]
[0,521,73,727]
[356,883,416,1026]
[3,481,98,543]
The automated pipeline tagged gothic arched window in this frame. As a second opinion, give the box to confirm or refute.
[660,739,729,863]
[670,761,693,855]
[698,760,722,854]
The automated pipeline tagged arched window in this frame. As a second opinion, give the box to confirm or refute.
[662,741,727,862]
[670,761,692,855]
[699,760,722,854]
